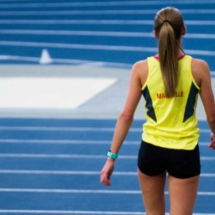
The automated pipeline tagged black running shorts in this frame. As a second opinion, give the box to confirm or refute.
[137,140,201,179]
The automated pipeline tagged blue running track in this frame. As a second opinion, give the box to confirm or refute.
[0,118,214,214]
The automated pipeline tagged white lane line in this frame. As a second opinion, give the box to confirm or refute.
[0,210,214,215]
[0,55,39,62]
[0,55,132,68]
[1,41,215,56]
[0,126,210,133]
[211,71,215,76]
[0,210,148,215]
[1,9,215,16]
[1,19,215,25]
[0,154,213,160]
[0,170,130,175]
[0,126,141,131]
[0,188,214,196]
[0,139,209,146]
[0,126,139,131]
[1,1,215,8]
[0,19,133,24]
[0,55,121,68]
[0,41,158,52]
[0,188,142,194]
[0,154,136,159]
[2,30,215,39]
[1,30,154,36]
[0,170,214,177]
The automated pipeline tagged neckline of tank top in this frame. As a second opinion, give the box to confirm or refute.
[154,55,185,61]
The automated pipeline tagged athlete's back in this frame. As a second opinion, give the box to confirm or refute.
[141,55,199,149]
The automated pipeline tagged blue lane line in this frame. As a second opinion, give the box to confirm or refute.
[0,34,159,48]
[0,192,147,211]
[0,192,214,213]
[0,130,210,142]
[0,118,209,128]
[0,0,126,4]
[0,158,214,173]
[0,118,121,127]
[0,143,117,155]
[0,45,147,65]
[1,35,215,52]
[0,14,214,20]
[2,0,215,4]
[0,143,213,156]
[0,174,214,192]
[0,60,38,64]
[0,24,213,35]
[2,4,215,11]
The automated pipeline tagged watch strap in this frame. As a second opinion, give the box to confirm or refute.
[107,150,118,160]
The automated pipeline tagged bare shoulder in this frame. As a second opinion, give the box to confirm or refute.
[132,60,148,73]
[131,60,148,86]
[191,58,210,74]
[191,58,210,87]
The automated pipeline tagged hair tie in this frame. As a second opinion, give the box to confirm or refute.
[163,20,171,25]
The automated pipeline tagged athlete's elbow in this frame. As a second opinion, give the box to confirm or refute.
[207,117,215,124]
[207,113,215,124]
[120,112,134,123]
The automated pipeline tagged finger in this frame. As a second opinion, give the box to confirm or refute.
[105,180,111,186]
[209,141,215,150]
[100,174,111,186]
[209,142,213,147]
[106,173,111,180]
[105,174,111,186]
[101,178,111,186]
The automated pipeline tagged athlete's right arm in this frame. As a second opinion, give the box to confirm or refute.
[197,60,215,136]
[100,60,147,186]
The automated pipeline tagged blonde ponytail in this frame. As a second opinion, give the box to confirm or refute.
[159,21,178,98]
[154,7,184,98]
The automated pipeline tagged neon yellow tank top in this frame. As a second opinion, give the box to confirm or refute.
[142,55,200,150]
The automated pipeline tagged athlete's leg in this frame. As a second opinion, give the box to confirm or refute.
[168,174,200,215]
[166,145,201,215]
[137,141,166,215]
[138,169,166,215]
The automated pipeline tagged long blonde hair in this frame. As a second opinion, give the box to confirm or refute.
[154,7,184,98]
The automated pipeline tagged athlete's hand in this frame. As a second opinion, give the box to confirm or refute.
[209,133,215,150]
[100,159,115,186]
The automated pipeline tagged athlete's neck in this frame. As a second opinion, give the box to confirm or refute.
[154,54,185,60]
